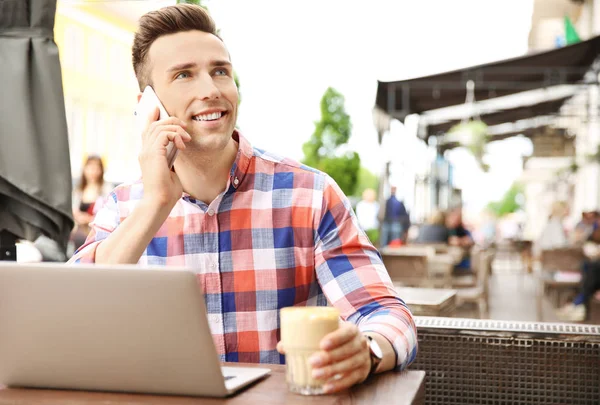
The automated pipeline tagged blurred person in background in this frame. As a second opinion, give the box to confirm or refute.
[380,186,410,246]
[355,188,380,245]
[535,201,569,256]
[446,206,474,272]
[414,210,448,244]
[70,156,111,252]
[557,225,600,322]
[571,210,599,245]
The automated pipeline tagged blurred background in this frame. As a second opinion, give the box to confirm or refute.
[8,0,600,322]
[54,0,598,241]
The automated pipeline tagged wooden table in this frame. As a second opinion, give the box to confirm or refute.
[396,286,458,317]
[0,363,425,405]
[381,248,431,287]
[381,245,464,288]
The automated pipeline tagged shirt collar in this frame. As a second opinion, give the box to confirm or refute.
[229,130,252,190]
[181,130,253,201]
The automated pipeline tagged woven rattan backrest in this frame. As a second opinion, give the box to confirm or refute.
[411,317,600,404]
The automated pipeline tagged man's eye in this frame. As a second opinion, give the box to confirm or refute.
[176,72,190,79]
[214,69,228,76]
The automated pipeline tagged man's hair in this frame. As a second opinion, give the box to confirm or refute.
[131,4,219,90]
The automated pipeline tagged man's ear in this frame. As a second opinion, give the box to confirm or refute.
[136,93,142,103]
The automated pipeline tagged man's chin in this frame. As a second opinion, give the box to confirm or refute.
[187,131,233,150]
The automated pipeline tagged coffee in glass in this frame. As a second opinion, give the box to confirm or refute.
[280,306,340,395]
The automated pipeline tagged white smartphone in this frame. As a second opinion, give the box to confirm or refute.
[134,85,179,169]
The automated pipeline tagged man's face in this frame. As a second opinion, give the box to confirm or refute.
[146,30,238,151]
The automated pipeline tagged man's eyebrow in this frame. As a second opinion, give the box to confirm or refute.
[166,62,197,73]
[212,60,232,68]
[166,60,232,73]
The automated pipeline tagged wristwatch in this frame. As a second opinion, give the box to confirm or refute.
[364,334,384,377]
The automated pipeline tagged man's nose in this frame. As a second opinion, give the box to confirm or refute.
[196,73,221,100]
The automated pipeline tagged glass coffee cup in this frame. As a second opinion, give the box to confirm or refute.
[280,306,340,395]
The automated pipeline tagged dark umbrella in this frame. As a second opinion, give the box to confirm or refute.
[0,0,74,260]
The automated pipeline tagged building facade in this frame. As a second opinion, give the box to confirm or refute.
[523,0,600,238]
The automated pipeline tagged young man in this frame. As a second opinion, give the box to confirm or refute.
[69,4,417,393]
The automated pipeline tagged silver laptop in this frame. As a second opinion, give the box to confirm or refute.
[0,262,271,397]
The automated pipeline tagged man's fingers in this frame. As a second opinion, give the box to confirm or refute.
[153,125,191,137]
[150,125,190,147]
[320,323,359,350]
[312,334,367,367]
[174,135,187,150]
[148,125,191,144]
[150,116,187,128]
[322,368,369,394]
[312,347,370,380]
[145,117,188,140]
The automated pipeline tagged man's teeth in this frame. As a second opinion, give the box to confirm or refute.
[193,112,223,121]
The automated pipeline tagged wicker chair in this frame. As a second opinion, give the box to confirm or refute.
[411,316,600,404]
[455,250,494,318]
[451,246,479,289]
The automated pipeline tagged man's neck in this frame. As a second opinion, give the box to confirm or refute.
[173,137,239,205]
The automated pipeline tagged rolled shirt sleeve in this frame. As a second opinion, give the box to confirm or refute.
[313,175,418,370]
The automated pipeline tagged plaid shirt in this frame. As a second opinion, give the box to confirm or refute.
[69,132,417,369]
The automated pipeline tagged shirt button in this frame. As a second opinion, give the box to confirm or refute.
[211,263,218,270]
[208,209,215,216]
[233,177,239,186]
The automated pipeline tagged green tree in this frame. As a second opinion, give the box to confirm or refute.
[354,166,379,197]
[302,87,360,195]
[486,182,525,217]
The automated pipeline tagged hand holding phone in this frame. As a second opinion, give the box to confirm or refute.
[135,86,179,168]
[134,86,191,208]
